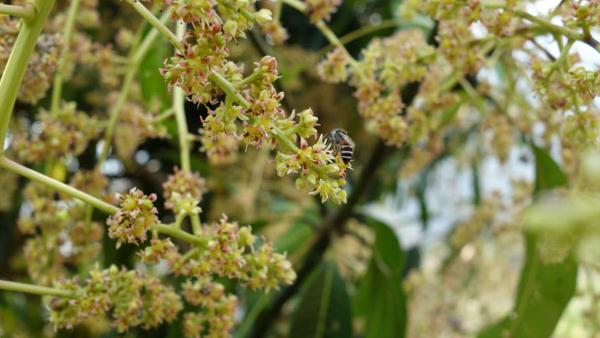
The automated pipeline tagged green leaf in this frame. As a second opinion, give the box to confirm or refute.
[531,145,567,193]
[289,261,352,338]
[477,145,577,338]
[354,219,407,338]
[274,222,314,254]
[138,40,171,111]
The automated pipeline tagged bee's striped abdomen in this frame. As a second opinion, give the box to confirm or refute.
[327,128,355,165]
[339,143,354,164]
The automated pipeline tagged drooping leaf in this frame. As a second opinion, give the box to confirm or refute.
[478,145,577,338]
[354,219,407,338]
[289,261,352,338]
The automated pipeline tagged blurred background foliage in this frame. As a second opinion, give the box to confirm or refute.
[1,0,600,337]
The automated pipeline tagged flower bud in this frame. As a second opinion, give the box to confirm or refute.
[254,9,273,25]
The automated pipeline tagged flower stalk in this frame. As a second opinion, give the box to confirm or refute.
[50,0,81,115]
[123,0,182,50]
[0,3,35,20]
[0,157,118,214]
[0,280,75,298]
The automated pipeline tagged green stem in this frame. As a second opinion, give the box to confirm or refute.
[281,0,305,11]
[320,18,430,54]
[0,157,118,214]
[0,3,35,20]
[0,0,56,152]
[50,0,81,115]
[280,0,357,66]
[237,71,263,88]
[273,0,283,21]
[314,21,358,66]
[272,128,300,153]
[513,10,583,41]
[191,214,202,235]
[123,0,182,50]
[546,39,574,78]
[98,11,171,164]
[174,212,186,229]
[208,72,251,108]
[154,108,175,123]
[0,280,75,298]
[151,223,206,246]
[173,21,191,172]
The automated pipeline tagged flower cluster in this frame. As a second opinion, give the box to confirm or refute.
[49,265,182,332]
[195,54,348,202]
[157,0,349,203]
[163,167,208,213]
[276,136,348,203]
[161,0,270,103]
[11,102,102,163]
[182,279,237,338]
[159,215,296,290]
[107,188,159,247]
[561,1,600,28]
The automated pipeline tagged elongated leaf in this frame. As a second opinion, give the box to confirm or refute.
[478,145,577,338]
[354,219,407,338]
[289,261,352,338]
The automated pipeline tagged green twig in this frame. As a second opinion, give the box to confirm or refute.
[173,20,191,172]
[154,108,175,123]
[320,18,431,54]
[208,72,251,108]
[0,0,56,151]
[151,223,206,246]
[514,9,583,41]
[0,3,35,20]
[123,0,182,50]
[174,212,186,229]
[0,157,118,214]
[0,280,75,298]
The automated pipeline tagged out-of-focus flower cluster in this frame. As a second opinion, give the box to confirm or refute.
[304,0,341,22]
[163,167,207,213]
[49,265,182,332]
[11,102,102,163]
[0,16,61,103]
[17,174,106,285]
[114,100,168,160]
[318,30,435,147]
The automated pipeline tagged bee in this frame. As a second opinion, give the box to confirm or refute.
[327,128,355,165]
